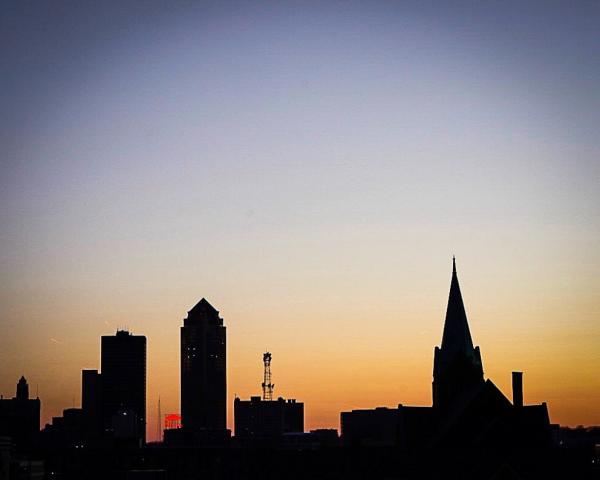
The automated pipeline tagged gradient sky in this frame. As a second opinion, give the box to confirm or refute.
[1,1,599,441]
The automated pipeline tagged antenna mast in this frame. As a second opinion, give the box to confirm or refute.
[157,395,162,442]
[261,352,274,401]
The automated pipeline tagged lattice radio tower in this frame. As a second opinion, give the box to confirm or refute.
[261,352,274,401]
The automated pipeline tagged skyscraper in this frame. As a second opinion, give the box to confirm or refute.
[432,256,484,408]
[181,298,226,433]
[101,330,146,444]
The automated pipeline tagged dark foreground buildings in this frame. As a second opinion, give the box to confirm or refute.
[341,258,552,451]
[38,330,147,449]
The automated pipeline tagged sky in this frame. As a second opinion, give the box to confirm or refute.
[1,1,599,441]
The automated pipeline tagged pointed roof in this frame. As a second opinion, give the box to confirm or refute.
[188,297,219,315]
[441,257,475,354]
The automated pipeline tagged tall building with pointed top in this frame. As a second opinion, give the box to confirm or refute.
[432,257,484,408]
[180,298,227,434]
[341,257,551,450]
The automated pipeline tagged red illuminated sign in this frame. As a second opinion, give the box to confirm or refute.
[164,413,182,430]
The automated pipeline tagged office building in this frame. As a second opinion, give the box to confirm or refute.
[101,330,146,444]
[180,298,227,434]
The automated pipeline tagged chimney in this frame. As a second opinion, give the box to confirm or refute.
[512,371,523,407]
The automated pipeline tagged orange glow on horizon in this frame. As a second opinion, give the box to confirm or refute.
[2,258,598,443]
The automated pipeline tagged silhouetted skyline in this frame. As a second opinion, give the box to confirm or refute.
[0,258,567,442]
[2,258,598,479]
[1,0,599,443]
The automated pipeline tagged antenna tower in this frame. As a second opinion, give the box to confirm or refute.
[157,395,162,442]
[261,352,274,401]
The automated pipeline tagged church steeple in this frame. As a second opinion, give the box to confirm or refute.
[432,257,484,408]
[440,257,475,355]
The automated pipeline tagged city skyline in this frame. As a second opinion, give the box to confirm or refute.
[2,257,597,442]
[1,1,599,445]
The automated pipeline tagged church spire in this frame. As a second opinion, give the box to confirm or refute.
[441,257,474,354]
[432,257,484,408]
